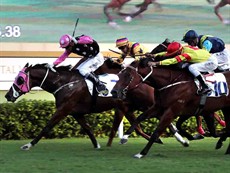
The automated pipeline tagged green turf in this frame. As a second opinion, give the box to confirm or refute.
[0,138,229,173]
[1,0,229,43]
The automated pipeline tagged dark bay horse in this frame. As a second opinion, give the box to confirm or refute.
[4,40,188,150]
[111,59,230,158]
[4,59,152,150]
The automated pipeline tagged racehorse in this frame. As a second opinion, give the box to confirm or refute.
[4,59,151,150]
[111,59,230,158]
[5,40,188,150]
[214,0,230,25]
[104,0,161,27]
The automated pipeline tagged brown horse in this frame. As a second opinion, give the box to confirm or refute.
[4,59,152,150]
[111,59,230,158]
[104,0,161,27]
[214,0,230,24]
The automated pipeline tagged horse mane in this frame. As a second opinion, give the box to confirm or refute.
[32,63,72,72]
[104,57,123,69]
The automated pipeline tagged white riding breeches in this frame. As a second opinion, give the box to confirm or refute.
[188,54,218,77]
[76,53,104,76]
[214,48,230,71]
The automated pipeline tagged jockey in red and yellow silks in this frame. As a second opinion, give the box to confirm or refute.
[149,42,218,95]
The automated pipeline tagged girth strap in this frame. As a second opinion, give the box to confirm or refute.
[194,95,208,116]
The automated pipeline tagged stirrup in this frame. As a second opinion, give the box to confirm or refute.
[96,84,109,96]
[197,87,212,95]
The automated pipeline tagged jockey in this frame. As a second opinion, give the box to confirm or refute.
[51,34,108,95]
[148,42,218,95]
[115,37,148,64]
[182,30,230,72]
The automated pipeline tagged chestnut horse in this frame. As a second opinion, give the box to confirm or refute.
[104,0,161,27]
[111,59,230,158]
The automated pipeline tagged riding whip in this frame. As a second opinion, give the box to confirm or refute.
[72,18,79,37]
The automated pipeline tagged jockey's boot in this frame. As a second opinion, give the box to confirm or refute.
[86,73,109,96]
[196,75,212,95]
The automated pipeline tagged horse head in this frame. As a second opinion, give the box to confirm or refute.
[5,63,71,102]
[150,38,170,54]
[111,61,145,99]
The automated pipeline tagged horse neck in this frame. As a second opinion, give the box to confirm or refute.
[30,68,72,93]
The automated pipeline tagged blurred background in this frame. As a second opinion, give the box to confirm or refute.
[1,0,230,43]
[0,0,230,102]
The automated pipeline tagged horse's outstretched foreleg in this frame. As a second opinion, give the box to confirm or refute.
[215,132,227,149]
[168,123,189,147]
[21,111,66,150]
[134,109,175,159]
[120,107,154,144]
[74,114,100,149]
[124,111,151,141]
[176,115,195,140]
[107,109,124,147]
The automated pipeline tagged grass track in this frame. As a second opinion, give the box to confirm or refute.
[0,138,229,173]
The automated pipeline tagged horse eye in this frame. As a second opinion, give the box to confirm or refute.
[16,76,25,85]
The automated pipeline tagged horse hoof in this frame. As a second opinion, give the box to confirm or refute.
[215,142,223,150]
[108,22,120,29]
[120,138,128,144]
[183,141,190,147]
[193,134,205,140]
[124,16,132,22]
[96,143,101,149]
[134,153,144,159]
[21,143,32,150]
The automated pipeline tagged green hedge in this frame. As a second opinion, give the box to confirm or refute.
[0,99,224,140]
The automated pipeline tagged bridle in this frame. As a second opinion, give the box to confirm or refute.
[117,65,153,96]
[12,66,50,98]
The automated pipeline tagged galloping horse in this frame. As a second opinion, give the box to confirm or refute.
[111,59,230,158]
[4,59,151,149]
[214,0,230,25]
[5,40,189,150]
[104,0,161,27]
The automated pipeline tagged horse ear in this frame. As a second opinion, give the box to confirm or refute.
[25,63,29,67]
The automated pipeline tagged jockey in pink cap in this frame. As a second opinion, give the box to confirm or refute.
[50,34,108,96]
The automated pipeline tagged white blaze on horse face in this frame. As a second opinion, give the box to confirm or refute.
[12,85,20,98]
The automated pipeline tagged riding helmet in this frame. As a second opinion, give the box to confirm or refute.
[166,42,183,56]
[116,37,128,47]
[59,34,73,48]
[181,30,198,42]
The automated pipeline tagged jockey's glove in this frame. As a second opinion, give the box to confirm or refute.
[45,63,57,72]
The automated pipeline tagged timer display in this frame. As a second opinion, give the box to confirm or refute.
[0,25,21,38]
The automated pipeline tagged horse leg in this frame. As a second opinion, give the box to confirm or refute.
[120,106,157,144]
[73,114,100,149]
[107,109,124,147]
[168,123,189,147]
[202,113,218,137]
[124,110,151,140]
[215,107,230,153]
[176,115,196,140]
[134,108,175,158]
[21,111,66,150]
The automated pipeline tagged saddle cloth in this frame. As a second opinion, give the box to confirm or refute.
[195,73,229,97]
[85,74,119,97]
